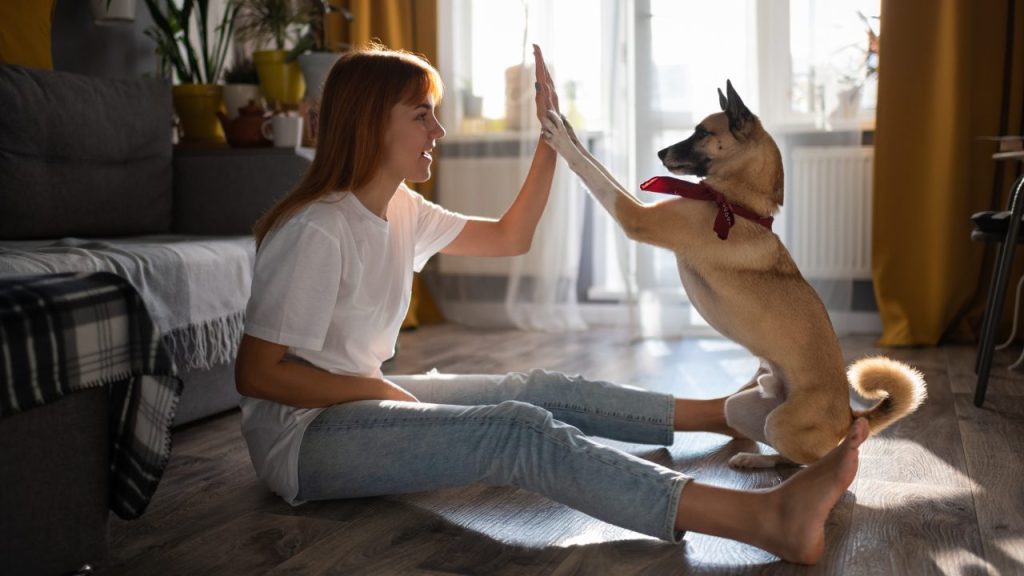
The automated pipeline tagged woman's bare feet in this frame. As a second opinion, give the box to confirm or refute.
[674,418,867,565]
[757,417,868,564]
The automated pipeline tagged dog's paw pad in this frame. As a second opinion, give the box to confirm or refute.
[728,452,779,469]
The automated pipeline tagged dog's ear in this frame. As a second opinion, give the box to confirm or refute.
[718,88,728,111]
[724,79,754,138]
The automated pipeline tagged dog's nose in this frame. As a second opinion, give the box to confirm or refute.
[657,147,668,161]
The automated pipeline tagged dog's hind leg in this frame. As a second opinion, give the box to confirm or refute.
[735,359,772,394]
[724,386,793,468]
[724,388,781,445]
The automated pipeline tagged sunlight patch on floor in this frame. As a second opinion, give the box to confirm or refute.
[640,339,674,357]
[556,525,643,547]
[930,548,1000,575]
[992,536,1024,567]
[860,437,977,488]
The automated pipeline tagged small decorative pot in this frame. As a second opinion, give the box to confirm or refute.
[254,50,304,108]
[172,84,226,145]
[297,52,343,102]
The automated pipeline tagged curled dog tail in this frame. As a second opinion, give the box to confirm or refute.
[848,356,927,435]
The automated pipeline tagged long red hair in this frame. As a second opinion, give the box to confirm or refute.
[253,44,444,248]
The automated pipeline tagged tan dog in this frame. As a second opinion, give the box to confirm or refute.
[540,81,926,467]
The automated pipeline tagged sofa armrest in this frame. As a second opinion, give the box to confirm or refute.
[0,388,110,575]
[172,148,311,235]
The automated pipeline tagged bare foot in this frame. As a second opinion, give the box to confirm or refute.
[758,418,867,564]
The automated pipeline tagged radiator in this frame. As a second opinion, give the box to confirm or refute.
[787,146,874,279]
[436,137,578,277]
[437,151,529,276]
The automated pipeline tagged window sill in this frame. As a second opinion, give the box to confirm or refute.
[763,117,876,135]
[441,129,603,145]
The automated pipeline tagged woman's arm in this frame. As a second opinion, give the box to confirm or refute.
[441,45,561,258]
[442,144,556,257]
[235,334,418,408]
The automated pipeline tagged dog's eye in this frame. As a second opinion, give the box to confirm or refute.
[695,126,709,139]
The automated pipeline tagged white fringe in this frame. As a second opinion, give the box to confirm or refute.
[162,312,246,372]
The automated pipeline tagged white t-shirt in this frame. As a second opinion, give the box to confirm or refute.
[240,184,467,504]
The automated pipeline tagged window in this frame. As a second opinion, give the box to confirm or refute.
[439,0,608,136]
[438,0,881,327]
[631,0,881,306]
[759,0,881,130]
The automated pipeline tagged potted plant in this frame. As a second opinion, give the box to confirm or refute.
[233,0,308,108]
[289,0,353,102]
[222,57,262,119]
[142,0,238,144]
[831,10,880,121]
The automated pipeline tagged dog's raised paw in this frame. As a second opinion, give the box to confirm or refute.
[728,452,784,469]
[541,110,569,144]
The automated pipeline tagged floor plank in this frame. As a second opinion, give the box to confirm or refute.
[99,325,1024,575]
[954,393,1024,574]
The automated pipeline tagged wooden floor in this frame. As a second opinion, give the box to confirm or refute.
[100,325,1024,575]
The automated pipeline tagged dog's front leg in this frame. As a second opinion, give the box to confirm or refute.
[558,113,627,200]
[541,111,651,239]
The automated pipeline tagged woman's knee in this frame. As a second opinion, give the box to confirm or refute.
[489,399,553,428]
[505,368,588,394]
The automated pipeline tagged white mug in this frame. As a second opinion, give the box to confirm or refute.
[261,114,304,148]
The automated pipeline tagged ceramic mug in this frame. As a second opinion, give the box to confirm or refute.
[261,113,304,148]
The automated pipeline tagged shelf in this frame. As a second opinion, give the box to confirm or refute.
[994,150,1024,162]
[441,130,602,145]
[763,118,876,135]
[173,146,306,157]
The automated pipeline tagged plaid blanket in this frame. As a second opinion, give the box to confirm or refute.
[0,272,182,519]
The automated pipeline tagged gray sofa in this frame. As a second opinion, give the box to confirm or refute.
[0,64,313,425]
[0,64,310,574]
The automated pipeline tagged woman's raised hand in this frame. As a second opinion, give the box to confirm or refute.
[532,44,560,128]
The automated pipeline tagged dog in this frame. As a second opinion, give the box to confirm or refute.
[539,81,926,467]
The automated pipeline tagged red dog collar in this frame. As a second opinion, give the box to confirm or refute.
[639,176,774,240]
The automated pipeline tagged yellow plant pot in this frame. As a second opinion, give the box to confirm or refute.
[172,84,226,145]
[254,49,305,108]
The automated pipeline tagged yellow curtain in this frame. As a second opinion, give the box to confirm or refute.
[0,0,56,70]
[873,0,1024,346]
[335,0,443,328]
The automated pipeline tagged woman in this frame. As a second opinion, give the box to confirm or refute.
[235,43,867,566]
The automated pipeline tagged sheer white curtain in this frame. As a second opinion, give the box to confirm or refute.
[434,0,739,336]
[434,0,618,332]
[605,0,878,338]
[624,0,760,339]
[502,0,584,331]
[435,0,881,338]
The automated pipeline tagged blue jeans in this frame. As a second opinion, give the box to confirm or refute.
[296,369,689,542]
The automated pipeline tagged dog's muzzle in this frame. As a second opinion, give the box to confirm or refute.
[658,139,709,177]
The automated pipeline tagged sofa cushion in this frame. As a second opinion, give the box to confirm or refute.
[0,65,173,239]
